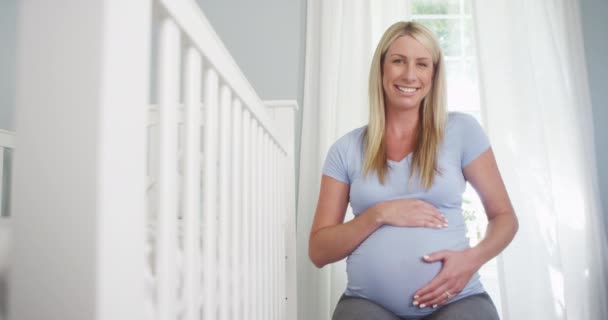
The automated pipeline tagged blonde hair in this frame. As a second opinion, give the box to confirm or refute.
[363,21,447,189]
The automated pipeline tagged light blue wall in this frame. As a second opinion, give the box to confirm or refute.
[580,0,608,235]
[0,0,17,131]
[197,0,306,105]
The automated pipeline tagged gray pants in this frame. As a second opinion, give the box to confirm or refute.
[332,292,500,320]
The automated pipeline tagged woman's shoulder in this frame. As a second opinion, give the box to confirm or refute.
[322,126,367,182]
[447,111,479,127]
[446,112,485,135]
[326,125,367,165]
[445,112,491,165]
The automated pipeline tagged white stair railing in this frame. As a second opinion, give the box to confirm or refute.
[10,1,297,320]
[0,129,15,320]
[0,129,15,219]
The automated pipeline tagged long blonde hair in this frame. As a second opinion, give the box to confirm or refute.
[363,21,447,189]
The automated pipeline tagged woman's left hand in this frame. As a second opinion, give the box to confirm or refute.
[412,249,483,309]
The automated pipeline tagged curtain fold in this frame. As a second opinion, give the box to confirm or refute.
[296,1,409,319]
[474,1,608,319]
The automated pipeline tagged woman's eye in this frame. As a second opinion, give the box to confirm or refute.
[417,63,428,67]
[393,59,403,64]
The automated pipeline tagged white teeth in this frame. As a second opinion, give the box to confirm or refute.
[397,86,417,93]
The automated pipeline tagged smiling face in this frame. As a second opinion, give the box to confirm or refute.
[382,35,435,112]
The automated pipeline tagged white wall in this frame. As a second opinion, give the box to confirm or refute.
[580,0,608,238]
[0,0,17,131]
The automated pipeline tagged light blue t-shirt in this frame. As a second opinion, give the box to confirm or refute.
[322,112,490,318]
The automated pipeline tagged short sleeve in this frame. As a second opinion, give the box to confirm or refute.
[322,138,351,184]
[459,114,491,168]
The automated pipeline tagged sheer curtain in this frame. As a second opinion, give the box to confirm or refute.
[298,0,608,319]
[296,1,409,319]
[474,1,608,319]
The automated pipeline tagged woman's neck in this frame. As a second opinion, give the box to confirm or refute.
[384,105,420,140]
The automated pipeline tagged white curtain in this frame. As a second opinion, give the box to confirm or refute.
[474,1,608,319]
[298,1,608,319]
[296,1,409,319]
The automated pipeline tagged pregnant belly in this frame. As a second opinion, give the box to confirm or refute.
[346,225,470,317]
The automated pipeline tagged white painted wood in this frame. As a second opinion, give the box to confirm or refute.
[14,2,110,316]
[264,100,298,319]
[251,122,259,320]
[278,157,285,320]
[0,146,4,218]
[279,147,284,320]
[258,124,264,320]
[242,111,252,319]
[12,1,296,319]
[202,67,219,320]
[262,133,268,320]
[270,139,276,320]
[282,156,289,320]
[273,145,279,320]
[263,100,299,155]
[12,1,149,319]
[218,84,232,320]
[0,136,13,218]
[157,0,284,150]
[269,143,279,320]
[270,140,276,320]
[96,2,149,318]
[156,17,181,320]
[0,130,15,149]
[230,99,243,320]
[182,47,202,320]
[257,126,264,320]
[268,136,273,320]
[269,144,274,320]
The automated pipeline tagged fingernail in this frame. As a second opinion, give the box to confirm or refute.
[432,304,437,308]
[423,255,430,260]
[436,224,441,228]
[443,223,448,228]
[413,300,419,306]
[419,303,427,308]
[414,295,419,299]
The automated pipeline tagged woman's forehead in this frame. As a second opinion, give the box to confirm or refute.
[386,35,433,59]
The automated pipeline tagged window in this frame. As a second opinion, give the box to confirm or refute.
[411,0,503,315]
[412,0,480,116]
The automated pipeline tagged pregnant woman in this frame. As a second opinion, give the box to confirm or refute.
[309,21,518,320]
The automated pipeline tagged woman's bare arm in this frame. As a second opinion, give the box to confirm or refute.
[464,148,518,265]
[308,176,383,268]
[414,148,518,307]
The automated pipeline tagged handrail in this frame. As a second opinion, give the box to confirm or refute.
[157,0,286,154]
[146,2,297,320]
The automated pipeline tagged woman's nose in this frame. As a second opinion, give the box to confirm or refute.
[402,64,417,82]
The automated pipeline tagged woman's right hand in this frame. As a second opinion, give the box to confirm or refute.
[375,199,448,229]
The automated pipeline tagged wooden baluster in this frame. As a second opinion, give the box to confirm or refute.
[202,67,219,320]
[218,85,232,320]
[182,47,202,320]
[157,18,180,320]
